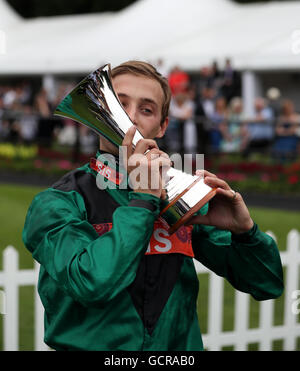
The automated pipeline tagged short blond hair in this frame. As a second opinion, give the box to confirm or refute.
[111,60,171,124]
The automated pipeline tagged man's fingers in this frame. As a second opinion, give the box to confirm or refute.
[197,171,240,202]
[146,150,171,164]
[122,126,137,160]
[145,148,161,160]
[127,151,171,172]
[196,169,218,179]
[204,176,241,202]
[151,156,172,169]
[122,125,136,147]
[204,176,231,191]
[216,187,240,202]
[159,151,170,159]
[135,138,158,154]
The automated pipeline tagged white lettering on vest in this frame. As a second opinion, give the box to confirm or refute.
[153,229,172,253]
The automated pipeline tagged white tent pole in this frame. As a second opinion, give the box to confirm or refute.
[42,74,56,103]
[242,70,262,118]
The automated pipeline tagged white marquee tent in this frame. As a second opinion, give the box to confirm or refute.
[152,1,300,71]
[0,0,300,75]
[0,0,20,27]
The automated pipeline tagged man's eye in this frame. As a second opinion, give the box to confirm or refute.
[142,107,153,114]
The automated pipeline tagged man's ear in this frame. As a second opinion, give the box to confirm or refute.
[156,117,169,139]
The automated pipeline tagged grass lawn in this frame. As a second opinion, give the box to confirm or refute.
[0,184,45,350]
[0,183,299,350]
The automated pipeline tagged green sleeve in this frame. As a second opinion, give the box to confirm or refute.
[22,188,160,306]
[192,223,284,300]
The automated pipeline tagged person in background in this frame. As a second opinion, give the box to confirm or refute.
[266,87,281,119]
[220,97,249,153]
[207,97,228,154]
[2,85,17,109]
[165,91,194,155]
[193,86,207,155]
[168,65,190,96]
[18,105,38,145]
[272,99,300,161]
[155,58,169,78]
[193,86,216,155]
[0,97,10,142]
[220,58,241,104]
[243,97,274,157]
[201,86,216,119]
[35,88,55,148]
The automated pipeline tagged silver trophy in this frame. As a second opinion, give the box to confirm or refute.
[54,64,216,234]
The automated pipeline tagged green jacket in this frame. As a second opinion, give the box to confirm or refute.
[23,156,284,350]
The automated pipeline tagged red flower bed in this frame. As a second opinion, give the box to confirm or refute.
[210,159,300,194]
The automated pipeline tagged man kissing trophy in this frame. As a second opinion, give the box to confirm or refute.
[54,64,216,234]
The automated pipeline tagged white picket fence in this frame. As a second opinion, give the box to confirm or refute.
[0,248,48,351]
[197,229,300,351]
[0,229,299,351]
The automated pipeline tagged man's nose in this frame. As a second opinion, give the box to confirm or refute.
[126,106,138,126]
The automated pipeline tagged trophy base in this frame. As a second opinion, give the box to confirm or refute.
[159,176,217,235]
[167,188,217,235]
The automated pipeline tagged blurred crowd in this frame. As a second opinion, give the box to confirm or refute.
[1,58,300,162]
[0,80,98,155]
[157,58,300,161]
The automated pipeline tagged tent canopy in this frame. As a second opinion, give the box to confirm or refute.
[152,1,300,71]
[0,0,21,28]
[0,0,299,75]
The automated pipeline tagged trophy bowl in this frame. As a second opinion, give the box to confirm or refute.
[54,64,216,235]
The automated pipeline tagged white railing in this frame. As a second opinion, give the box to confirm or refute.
[195,229,300,351]
[0,230,299,351]
[0,247,48,351]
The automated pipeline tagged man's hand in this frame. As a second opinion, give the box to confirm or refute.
[187,170,254,235]
[121,126,171,199]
